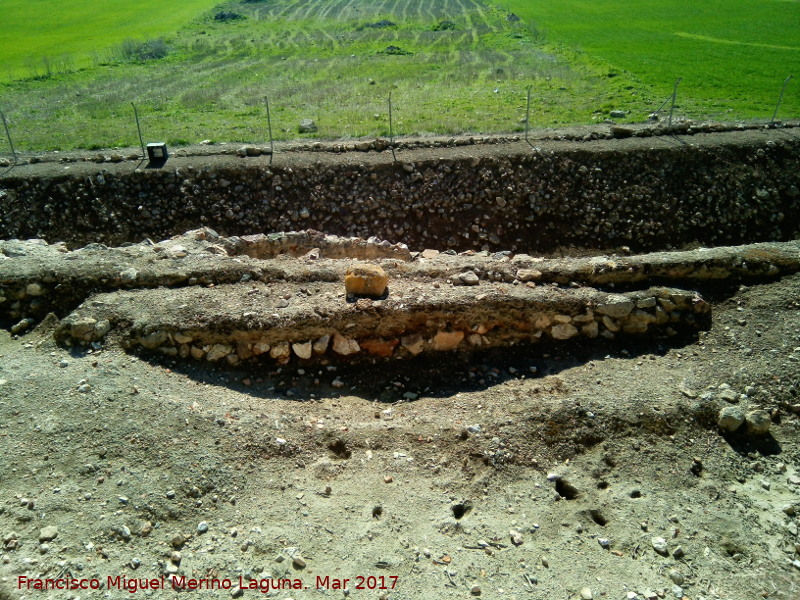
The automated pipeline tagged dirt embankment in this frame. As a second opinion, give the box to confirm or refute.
[1,125,799,254]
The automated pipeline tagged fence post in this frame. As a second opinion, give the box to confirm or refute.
[1,109,18,164]
[132,103,145,159]
[771,75,792,125]
[388,92,396,162]
[264,97,274,166]
[525,85,532,147]
[668,78,682,128]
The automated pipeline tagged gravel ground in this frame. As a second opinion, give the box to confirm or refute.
[1,271,799,600]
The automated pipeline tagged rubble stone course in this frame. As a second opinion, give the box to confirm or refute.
[6,228,800,366]
[1,128,798,253]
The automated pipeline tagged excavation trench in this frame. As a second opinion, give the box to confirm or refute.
[4,229,800,367]
[2,127,800,366]
[1,127,799,253]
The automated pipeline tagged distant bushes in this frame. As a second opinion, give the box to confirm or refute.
[364,19,397,29]
[379,45,412,55]
[432,20,457,31]
[214,11,245,22]
[117,38,169,62]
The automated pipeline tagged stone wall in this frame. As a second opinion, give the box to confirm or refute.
[1,133,799,253]
[54,284,710,366]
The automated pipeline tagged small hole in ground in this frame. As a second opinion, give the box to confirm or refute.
[328,439,352,459]
[452,501,472,519]
[589,509,608,526]
[597,481,609,490]
[372,505,383,519]
[555,479,579,500]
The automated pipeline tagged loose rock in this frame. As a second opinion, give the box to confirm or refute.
[651,537,669,556]
[668,569,684,585]
[38,526,58,542]
[457,271,480,286]
[718,406,745,432]
[11,318,35,335]
[298,119,318,133]
[745,409,771,435]
[345,264,388,297]
[292,555,307,568]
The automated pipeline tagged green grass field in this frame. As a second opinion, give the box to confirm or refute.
[0,0,221,80]
[0,0,798,152]
[504,0,800,119]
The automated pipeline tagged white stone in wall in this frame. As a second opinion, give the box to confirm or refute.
[25,282,44,296]
[206,343,232,362]
[517,269,542,282]
[551,323,578,340]
[654,306,669,325]
[292,341,313,359]
[313,335,331,354]
[401,334,425,355]
[636,297,657,309]
[602,315,620,333]
[173,332,193,344]
[581,321,599,338]
[332,333,360,356]
[139,330,168,349]
[252,340,271,355]
[237,342,253,360]
[270,342,291,359]
[596,296,635,318]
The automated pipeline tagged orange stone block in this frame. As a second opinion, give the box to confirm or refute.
[360,338,399,357]
[432,330,464,351]
[345,264,388,298]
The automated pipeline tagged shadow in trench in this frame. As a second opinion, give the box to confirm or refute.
[131,328,704,403]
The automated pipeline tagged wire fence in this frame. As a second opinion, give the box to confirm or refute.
[0,75,797,166]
